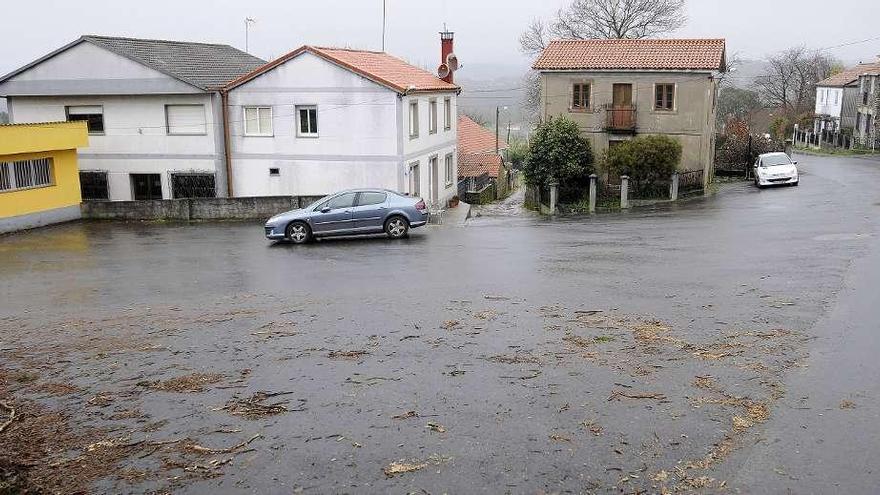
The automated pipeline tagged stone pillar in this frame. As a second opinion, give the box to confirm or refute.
[670,172,679,201]
[620,175,630,209]
[549,181,559,216]
[589,174,597,213]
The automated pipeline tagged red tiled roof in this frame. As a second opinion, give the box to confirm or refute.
[817,63,880,87]
[459,153,503,179]
[533,39,726,72]
[458,115,507,155]
[225,45,459,94]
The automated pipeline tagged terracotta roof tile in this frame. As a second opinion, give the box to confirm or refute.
[817,63,880,87]
[459,153,503,179]
[458,115,507,155]
[533,38,726,72]
[226,46,459,94]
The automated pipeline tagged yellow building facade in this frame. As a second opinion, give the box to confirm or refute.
[0,121,89,233]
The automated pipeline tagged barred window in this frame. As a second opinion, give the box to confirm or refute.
[80,171,110,200]
[0,158,53,192]
[171,173,216,199]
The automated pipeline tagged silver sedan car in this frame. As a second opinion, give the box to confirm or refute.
[264,189,429,243]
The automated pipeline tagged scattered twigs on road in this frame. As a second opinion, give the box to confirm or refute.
[184,433,262,455]
[0,400,19,433]
[607,390,668,402]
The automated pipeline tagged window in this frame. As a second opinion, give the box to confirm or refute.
[319,192,357,211]
[131,173,162,200]
[166,105,207,135]
[357,192,387,207]
[572,83,591,110]
[66,106,104,134]
[296,105,318,136]
[269,168,280,176]
[444,97,452,130]
[0,158,53,192]
[171,173,216,199]
[409,162,420,196]
[429,99,438,134]
[409,100,419,138]
[655,84,675,111]
[80,171,109,200]
[445,154,454,186]
[244,107,273,136]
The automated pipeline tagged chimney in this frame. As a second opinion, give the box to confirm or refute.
[438,30,455,84]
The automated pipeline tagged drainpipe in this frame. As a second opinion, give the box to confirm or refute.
[220,90,234,197]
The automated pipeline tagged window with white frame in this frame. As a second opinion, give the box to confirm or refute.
[244,106,273,136]
[409,100,419,138]
[166,105,207,135]
[444,97,452,130]
[296,105,318,136]
[0,158,53,192]
[429,99,438,134]
[444,153,454,186]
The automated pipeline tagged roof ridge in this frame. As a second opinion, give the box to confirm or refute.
[82,34,235,48]
[311,45,387,55]
[549,38,725,42]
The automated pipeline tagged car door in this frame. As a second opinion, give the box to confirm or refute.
[310,192,356,234]
[351,191,388,231]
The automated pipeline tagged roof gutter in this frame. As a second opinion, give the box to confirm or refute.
[220,89,234,198]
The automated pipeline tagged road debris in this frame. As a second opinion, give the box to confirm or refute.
[426,422,446,433]
[383,460,428,477]
[441,320,461,330]
[392,410,419,420]
[0,400,18,433]
[327,350,370,360]
[608,390,667,402]
[144,373,223,393]
[839,400,856,410]
[220,392,299,419]
[184,433,262,455]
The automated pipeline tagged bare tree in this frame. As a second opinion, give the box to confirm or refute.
[753,47,837,117]
[520,0,688,56]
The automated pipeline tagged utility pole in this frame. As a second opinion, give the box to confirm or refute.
[245,17,256,53]
[496,106,500,155]
[381,0,387,52]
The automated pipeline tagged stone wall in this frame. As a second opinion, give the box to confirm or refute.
[81,196,325,221]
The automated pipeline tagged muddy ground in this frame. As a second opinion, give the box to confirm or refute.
[1,154,878,494]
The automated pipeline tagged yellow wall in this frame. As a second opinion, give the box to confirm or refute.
[0,121,89,219]
[0,149,83,218]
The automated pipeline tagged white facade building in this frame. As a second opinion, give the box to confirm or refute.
[0,36,265,201]
[224,44,460,208]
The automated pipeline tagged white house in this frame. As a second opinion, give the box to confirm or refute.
[814,62,880,134]
[222,35,461,209]
[0,36,265,201]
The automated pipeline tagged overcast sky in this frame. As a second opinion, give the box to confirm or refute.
[1,0,880,79]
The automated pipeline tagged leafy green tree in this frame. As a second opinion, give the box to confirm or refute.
[506,140,529,170]
[523,117,594,188]
[605,135,681,183]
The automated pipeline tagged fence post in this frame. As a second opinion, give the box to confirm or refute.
[589,174,597,213]
[670,172,679,201]
[549,180,559,215]
[620,175,630,209]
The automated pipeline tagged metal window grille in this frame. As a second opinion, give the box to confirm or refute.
[1,158,52,191]
[80,171,109,200]
[171,173,216,199]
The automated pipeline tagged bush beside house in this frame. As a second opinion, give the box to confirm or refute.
[523,117,594,202]
[604,135,682,197]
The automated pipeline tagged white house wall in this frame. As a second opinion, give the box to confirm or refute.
[0,41,201,96]
[227,52,459,207]
[401,93,458,207]
[9,94,222,201]
[815,86,844,119]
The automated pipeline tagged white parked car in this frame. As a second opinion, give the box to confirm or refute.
[754,152,799,188]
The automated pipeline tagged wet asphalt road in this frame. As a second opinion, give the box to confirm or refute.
[1,153,879,494]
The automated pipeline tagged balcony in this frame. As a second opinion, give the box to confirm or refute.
[604,104,637,133]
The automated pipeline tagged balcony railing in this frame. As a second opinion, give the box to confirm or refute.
[604,104,637,133]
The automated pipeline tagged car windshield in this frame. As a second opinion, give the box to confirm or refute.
[761,155,792,167]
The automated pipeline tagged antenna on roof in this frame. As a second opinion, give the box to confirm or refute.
[245,17,256,54]
[381,0,387,52]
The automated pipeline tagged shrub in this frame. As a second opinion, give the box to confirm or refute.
[605,135,682,183]
[523,117,594,190]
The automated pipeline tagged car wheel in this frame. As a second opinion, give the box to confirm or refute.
[286,221,311,244]
[792,181,799,187]
[385,216,409,239]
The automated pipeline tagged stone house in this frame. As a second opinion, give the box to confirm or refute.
[533,39,726,186]
[854,64,880,147]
